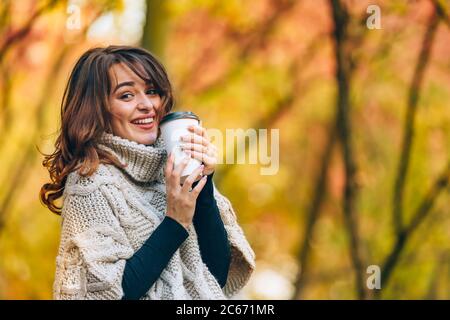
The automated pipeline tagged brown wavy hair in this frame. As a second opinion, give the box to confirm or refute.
[40,45,174,215]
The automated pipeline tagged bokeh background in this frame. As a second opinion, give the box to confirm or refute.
[0,0,449,299]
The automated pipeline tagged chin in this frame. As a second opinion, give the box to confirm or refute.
[114,125,159,146]
[134,130,158,146]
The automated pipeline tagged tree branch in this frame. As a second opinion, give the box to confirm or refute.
[0,45,69,230]
[0,8,105,230]
[376,162,450,298]
[292,7,372,300]
[329,0,367,299]
[0,61,12,148]
[177,0,298,93]
[392,2,440,237]
[141,0,168,60]
[214,35,323,186]
[0,0,58,62]
[433,0,450,28]
[292,121,338,299]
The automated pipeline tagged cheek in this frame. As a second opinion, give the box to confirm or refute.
[110,101,133,124]
[154,97,166,121]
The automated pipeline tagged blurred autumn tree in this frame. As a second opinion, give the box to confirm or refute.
[0,0,449,299]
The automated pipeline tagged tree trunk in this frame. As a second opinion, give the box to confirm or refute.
[141,0,168,61]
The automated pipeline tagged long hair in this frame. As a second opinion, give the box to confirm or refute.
[40,46,174,215]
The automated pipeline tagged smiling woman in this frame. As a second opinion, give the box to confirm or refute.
[39,45,255,300]
[41,46,175,199]
[109,62,161,145]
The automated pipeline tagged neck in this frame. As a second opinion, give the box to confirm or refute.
[98,132,167,183]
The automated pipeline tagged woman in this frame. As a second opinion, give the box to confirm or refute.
[40,45,255,300]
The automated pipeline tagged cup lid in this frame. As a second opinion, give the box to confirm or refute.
[159,111,199,126]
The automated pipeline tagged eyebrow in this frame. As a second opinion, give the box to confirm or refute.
[113,81,155,93]
[113,81,135,93]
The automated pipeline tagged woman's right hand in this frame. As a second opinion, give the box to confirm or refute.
[165,152,208,230]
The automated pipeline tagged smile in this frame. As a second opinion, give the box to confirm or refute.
[131,117,155,130]
[131,117,154,124]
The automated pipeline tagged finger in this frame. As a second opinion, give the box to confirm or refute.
[207,145,218,157]
[172,157,190,185]
[165,152,174,178]
[180,133,208,146]
[180,142,208,154]
[205,143,217,157]
[197,126,212,147]
[185,150,215,165]
[188,125,207,138]
[188,125,211,141]
[190,175,208,198]
[181,164,204,193]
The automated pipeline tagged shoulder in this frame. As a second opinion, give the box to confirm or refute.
[61,164,123,232]
[64,164,118,197]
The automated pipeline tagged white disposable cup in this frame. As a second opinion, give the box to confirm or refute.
[159,112,203,184]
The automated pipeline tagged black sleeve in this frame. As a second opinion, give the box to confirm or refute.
[192,172,231,288]
[121,216,189,300]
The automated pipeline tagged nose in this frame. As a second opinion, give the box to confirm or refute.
[137,102,154,111]
[136,95,155,111]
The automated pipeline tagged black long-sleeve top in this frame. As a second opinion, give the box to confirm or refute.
[121,172,231,300]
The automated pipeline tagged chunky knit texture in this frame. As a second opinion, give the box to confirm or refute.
[53,132,255,300]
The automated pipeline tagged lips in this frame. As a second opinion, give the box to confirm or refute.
[132,122,154,130]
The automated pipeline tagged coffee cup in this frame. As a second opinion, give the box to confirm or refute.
[159,111,203,184]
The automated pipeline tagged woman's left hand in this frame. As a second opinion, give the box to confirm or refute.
[180,124,218,176]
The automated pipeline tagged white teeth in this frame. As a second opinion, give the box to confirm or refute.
[132,118,154,124]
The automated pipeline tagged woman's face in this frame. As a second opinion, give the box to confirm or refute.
[108,62,162,145]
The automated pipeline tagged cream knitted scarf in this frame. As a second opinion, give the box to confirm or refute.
[53,132,255,300]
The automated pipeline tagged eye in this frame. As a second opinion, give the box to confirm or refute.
[120,93,134,100]
[146,89,159,96]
